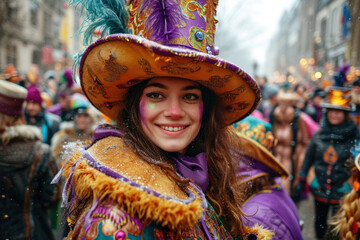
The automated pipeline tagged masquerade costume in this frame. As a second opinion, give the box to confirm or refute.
[55,0,274,239]
[234,116,303,240]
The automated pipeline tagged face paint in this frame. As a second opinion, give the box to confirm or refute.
[139,77,203,153]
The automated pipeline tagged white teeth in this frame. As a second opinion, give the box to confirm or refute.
[160,126,186,132]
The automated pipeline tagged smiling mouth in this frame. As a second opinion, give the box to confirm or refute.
[158,125,188,132]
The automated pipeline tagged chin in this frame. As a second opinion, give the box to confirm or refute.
[158,143,187,154]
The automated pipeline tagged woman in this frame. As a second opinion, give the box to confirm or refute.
[0,80,60,240]
[296,87,358,239]
[54,0,274,239]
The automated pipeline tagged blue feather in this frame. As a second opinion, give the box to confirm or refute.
[69,0,131,46]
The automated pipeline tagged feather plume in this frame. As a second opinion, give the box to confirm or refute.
[140,0,184,43]
[70,0,131,46]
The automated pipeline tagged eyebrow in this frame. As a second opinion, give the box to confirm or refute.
[144,82,201,91]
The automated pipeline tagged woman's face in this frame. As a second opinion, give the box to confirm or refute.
[327,109,345,125]
[139,77,203,154]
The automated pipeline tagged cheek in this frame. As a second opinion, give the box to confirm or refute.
[139,95,147,125]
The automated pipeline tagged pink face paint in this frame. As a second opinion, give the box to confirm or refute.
[139,92,147,127]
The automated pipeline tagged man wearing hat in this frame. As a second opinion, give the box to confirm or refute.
[0,80,61,240]
[234,116,303,240]
[25,85,61,145]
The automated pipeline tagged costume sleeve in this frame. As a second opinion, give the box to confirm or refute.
[299,133,317,178]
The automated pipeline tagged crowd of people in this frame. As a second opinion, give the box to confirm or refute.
[1,0,360,240]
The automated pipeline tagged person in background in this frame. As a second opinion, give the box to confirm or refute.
[308,89,326,123]
[51,94,95,164]
[25,85,61,145]
[261,83,280,121]
[296,86,358,240]
[0,80,61,240]
[233,115,303,240]
[271,90,310,198]
[47,90,74,122]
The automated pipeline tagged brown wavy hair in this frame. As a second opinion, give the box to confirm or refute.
[116,78,246,236]
[0,112,26,135]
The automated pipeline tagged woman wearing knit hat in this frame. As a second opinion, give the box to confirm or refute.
[0,80,61,240]
[25,85,61,145]
[51,0,278,239]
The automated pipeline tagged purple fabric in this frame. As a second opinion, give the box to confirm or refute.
[171,153,209,192]
[47,103,62,116]
[26,85,42,105]
[200,219,213,240]
[84,197,99,233]
[0,93,25,116]
[242,184,303,240]
[91,124,123,143]
[237,154,279,177]
[64,68,74,88]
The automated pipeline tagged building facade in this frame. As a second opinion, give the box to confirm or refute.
[0,0,82,76]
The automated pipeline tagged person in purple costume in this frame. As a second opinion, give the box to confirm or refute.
[233,115,303,240]
[51,0,278,239]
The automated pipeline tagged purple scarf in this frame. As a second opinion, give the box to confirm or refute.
[171,153,209,192]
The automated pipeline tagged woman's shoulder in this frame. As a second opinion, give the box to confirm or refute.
[61,132,206,232]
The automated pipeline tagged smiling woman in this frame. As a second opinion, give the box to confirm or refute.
[54,0,275,239]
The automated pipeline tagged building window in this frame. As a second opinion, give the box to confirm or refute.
[43,11,53,45]
[6,44,17,67]
[330,7,339,39]
[31,0,40,27]
[32,49,41,65]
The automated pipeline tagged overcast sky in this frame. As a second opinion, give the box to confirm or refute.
[215,0,297,77]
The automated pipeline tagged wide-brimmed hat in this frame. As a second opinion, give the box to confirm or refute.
[0,80,28,116]
[321,86,354,111]
[233,115,289,178]
[74,0,261,125]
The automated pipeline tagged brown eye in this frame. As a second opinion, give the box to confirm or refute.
[184,93,200,101]
[146,92,164,99]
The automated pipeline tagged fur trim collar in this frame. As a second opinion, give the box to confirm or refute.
[1,125,42,143]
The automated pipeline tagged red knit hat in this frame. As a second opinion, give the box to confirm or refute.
[26,85,43,105]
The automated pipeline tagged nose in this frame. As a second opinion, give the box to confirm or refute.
[164,98,185,119]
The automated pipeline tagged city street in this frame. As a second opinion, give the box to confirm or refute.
[298,194,316,239]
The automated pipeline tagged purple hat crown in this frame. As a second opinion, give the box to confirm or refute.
[71,0,220,56]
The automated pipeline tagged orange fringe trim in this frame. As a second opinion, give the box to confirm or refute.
[62,144,204,230]
[243,223,275,239]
